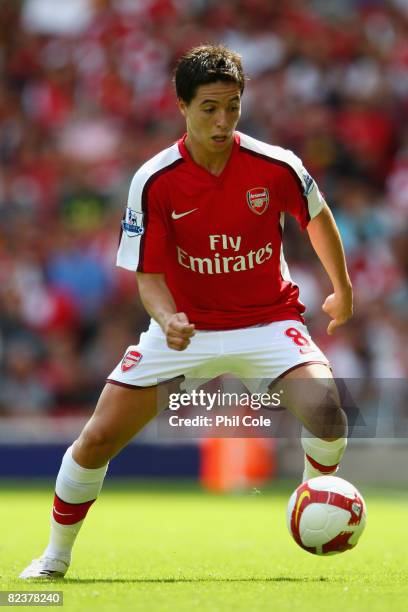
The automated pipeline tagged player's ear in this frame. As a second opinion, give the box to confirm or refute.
[177,98,187,118]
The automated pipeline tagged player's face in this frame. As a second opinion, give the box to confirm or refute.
[178,81,241,157]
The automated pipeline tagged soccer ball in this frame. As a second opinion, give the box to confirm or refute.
[286,476,366,555]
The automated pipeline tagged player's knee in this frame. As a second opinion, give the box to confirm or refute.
[83,427,112,449]
[74,426,117,465]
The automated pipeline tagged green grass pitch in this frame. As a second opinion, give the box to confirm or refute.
[0,480,407,611]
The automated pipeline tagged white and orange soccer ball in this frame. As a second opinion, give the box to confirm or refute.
[286,476,367,555]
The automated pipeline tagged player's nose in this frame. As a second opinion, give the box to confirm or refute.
[215,110,228,128]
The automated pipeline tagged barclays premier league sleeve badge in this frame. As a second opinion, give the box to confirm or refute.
[122,207,144,237]
[300,167,315,196]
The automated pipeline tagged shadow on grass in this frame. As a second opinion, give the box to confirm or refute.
[57,576,330,584]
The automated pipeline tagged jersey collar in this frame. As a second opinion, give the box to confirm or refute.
[177,132,240,181]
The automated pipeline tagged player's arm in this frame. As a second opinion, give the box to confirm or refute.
[136,272,195,351]
[306,203,353,335]
[119,168,194,351]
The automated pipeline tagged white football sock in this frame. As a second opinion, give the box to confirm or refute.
[43,446,108,561]
[301,429,347,482]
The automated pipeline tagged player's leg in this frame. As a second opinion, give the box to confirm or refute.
[278,363,347,481]
[245,321,347,482]
[19,381,169,578]
[20,319,218,579]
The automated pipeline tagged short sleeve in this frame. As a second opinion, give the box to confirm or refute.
[279,153,325,230]
[117,172,167,272]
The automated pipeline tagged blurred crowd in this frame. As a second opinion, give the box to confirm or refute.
[0,0,407,416]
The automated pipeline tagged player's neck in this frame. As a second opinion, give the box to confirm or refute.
[184,135,234,177]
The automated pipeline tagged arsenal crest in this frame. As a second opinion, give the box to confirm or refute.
[246,187,269,215]
[121,350,143,372]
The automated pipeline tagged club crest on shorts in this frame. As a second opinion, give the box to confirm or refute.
[246,187,269,215]
[121,350,143,372]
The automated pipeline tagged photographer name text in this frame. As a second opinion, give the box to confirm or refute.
[168,414,277,428]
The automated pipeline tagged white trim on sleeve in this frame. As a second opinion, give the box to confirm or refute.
[117,143,182,271]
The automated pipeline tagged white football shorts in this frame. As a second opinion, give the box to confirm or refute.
[107,319,329,393]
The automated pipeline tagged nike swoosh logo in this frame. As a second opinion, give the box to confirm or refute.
[53,508,74,517]
[171,208,198,220]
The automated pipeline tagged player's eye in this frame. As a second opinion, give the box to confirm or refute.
[203,107,215,114]
[229,106,240,112]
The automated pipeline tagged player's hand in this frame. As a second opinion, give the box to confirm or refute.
[322,289,353,335]
[163,312,195,351]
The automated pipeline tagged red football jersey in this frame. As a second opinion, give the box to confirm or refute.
[117,132,325,330]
